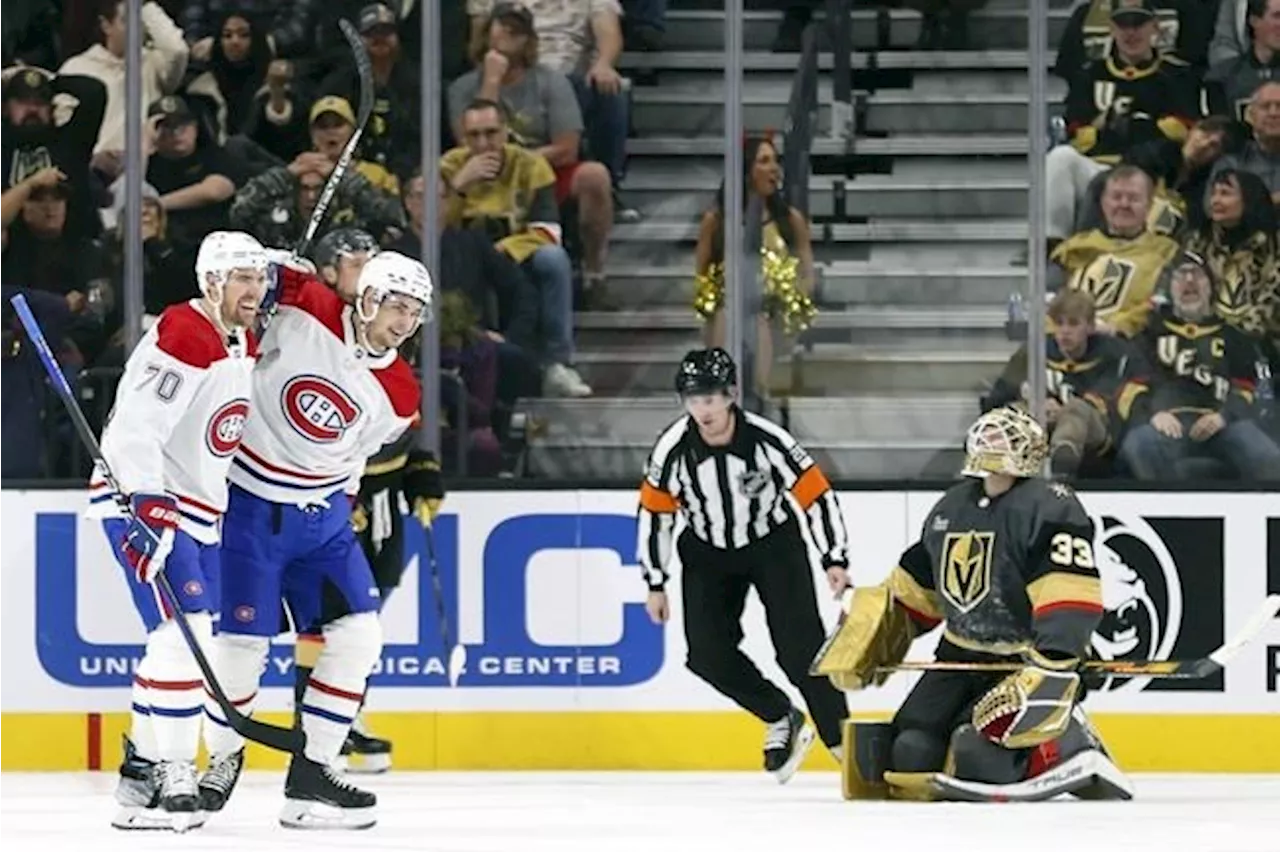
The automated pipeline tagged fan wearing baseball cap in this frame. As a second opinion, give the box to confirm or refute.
[144,95,237,253]
[315,3,423,180]
[307,96,400,195]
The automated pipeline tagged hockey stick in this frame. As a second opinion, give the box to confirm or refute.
[421,520,467,687]
[294,18,374,259]
[10,295,304,755]
[257,18,374,330]
[872,594,1280,679]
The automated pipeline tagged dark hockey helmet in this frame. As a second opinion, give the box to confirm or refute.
[675,347,737,396]
[310,227,380,273]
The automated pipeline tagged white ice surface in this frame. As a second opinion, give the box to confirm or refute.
[2,772,1277,852]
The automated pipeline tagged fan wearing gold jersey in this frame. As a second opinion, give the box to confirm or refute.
[812,407,1134,803]
[1052,165,1180,337]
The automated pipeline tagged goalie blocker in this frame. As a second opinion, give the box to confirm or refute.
[814,407,1134,803]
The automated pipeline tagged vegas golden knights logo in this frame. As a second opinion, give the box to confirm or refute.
[1072,255,1135,313]
[941,531,995,613]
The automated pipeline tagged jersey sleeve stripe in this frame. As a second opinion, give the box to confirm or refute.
[789,465,830,510]
[1027,572,1103,615]
[639,481,680,513]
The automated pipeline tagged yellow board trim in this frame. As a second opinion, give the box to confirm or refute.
[3,712,1278,772]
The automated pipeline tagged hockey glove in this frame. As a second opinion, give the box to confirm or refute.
[972,649,1080,749]
[350,499,369,535]
[404,450,444,526]
[122,493,179,583]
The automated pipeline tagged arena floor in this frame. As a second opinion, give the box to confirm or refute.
[2,771,1276,851]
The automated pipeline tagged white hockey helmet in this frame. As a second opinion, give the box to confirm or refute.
[354,250,434,326]
[195,231,269,301]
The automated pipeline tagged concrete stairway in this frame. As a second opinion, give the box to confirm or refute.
[525,1,1071,480]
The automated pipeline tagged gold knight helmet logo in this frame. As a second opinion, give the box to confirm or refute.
[941,531,995,614]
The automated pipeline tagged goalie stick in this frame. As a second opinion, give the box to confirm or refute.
[873,594,1280,679]
[10,295,304,755]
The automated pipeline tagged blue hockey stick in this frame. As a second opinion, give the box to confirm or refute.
[10,294,303,754]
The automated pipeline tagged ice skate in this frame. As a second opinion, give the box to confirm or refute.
[279,754,377,829]
[337,714,392,774]
[762,707,816,785]
[198,748,244,812]
[111,736,167,830]
[155,760,202,833]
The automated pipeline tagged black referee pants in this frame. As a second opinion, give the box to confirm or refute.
[678,521,848,748]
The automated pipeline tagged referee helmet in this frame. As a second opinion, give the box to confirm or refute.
[675,347,737,396]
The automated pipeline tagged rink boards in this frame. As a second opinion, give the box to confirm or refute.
[3,488,1278,772]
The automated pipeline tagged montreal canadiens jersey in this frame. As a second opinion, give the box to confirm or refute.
[86,301,259,544]
[228,269,421,505]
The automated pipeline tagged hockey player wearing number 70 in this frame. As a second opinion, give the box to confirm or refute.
[85,231,270,832]
[200,249,430,830]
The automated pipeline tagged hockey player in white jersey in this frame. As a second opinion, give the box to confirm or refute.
[86,231,269,832]
[202,249,430,830]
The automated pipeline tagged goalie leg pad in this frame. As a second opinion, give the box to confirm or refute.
[203,634,269,759]
[300,612,382,766]
[839,721,892,800]
[950,724,1027,785]
[142,615,212,762]
[891,727,948,773]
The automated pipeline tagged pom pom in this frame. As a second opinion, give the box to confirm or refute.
[760,248,817,335]
[693,262,724,320]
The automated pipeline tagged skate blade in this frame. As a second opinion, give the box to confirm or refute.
[111,807,208,831]
[771,724,817,786]
[341,752,392,774]
[169,810,205,834]
[279,799,377,830]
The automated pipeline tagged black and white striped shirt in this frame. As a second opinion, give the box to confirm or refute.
[636,407,850,590]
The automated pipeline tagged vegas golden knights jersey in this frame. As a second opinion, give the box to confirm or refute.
[883,479,1102,660]
[1052,229,1181,337]
[988,333,1131,414]
[1118,306,1262,423]
[1182,229,1280,337]
[1064,52,1200,161]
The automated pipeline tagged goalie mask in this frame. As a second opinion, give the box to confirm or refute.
[354,250,434,330]
[961,406,1048,479]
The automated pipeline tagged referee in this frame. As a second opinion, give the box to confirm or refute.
[637,347,850,783]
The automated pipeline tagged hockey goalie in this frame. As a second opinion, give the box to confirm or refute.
[813,407,1135,803]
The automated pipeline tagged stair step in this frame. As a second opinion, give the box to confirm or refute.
[620,49,1055,72]
[608,219,1027,243]
[575,307,1006,331]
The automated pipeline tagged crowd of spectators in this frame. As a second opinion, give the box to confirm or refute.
[1,0,689,480]
[993,0,1280,482]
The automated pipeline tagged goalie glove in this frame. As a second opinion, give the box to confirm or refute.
[810,585,914,691]
[972,649,1081,749]
[122,493,179,583]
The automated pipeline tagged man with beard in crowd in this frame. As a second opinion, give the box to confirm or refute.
[1,66,106,241]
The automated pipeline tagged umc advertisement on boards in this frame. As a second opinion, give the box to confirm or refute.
[2,489,1277,769]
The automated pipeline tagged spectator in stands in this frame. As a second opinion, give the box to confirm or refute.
[983,290,1130,479]
[229,147,404,248]
[1205,0,1280,123]
[145,95,237,251]
[308,96,399,194]
[1,176,109,365]
[1210,0,1279,66]
[242,57,310,164]
[183,9,272,144]
[1183,168,1279,336]
[1118,251,1280,479]
[182,0,320,61]
[1049,115,1233,245]
[468,0,639,224]
[441,98,592,397]
[696,135,813,394]
[1060,0,1202,166]
[1051,165,1181,337]
[1055,0,1209,80]
[320,2,421,180]
[438,290,505,476]
[451,4,615,304]
[58,0,188,158]
[2,66,106,242]
[2,283,71,479]
[1208,80,1280,201]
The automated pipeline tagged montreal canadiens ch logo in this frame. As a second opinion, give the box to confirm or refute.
[281,375,361,443]
[206,399,250,457]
